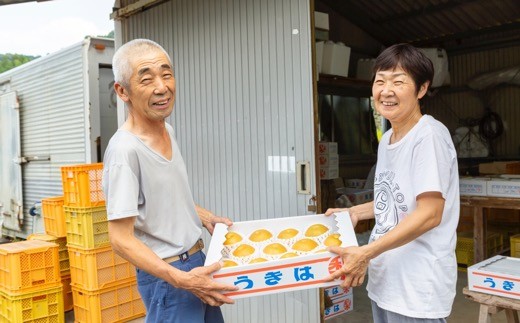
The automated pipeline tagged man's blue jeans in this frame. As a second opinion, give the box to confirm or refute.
[136,251,225,323]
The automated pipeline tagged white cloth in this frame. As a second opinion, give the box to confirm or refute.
[367,115,460,319]
[102,123,202,259]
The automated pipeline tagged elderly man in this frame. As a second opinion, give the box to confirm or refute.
[102,39,237,323]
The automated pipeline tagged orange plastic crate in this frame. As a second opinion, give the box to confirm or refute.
[64,206,110,250]
[72,280,145,323]
[0,240,61,294]
[27,233,70,276]
[41,196,66,237]
[61,163,105,207]
[67,245,136,291]
[0,284,64,323]
[62,274,74,312]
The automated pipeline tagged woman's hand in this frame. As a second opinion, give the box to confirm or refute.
[324,207,359,228]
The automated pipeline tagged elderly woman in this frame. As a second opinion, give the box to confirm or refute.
[326,43,459,323]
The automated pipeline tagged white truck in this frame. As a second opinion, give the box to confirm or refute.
[0,37,116,239]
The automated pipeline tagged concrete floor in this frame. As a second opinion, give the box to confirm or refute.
[65,270,511,322]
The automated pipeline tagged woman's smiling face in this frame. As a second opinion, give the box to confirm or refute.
[372,66,428,125]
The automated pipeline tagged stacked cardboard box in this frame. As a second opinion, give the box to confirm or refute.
[319,142,339,180]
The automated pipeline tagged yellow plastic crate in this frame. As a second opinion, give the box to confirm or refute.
[64,206,110,249]
[27,233,70,276]
[456,231,503,266]
[41,196,66,237]
[67,245,136,291]
[0,283,64,323]
[511,234,520,258]
[62,275,74,312]
[61,163,105,207]
[72,280,145,323]
[0,240,61,294]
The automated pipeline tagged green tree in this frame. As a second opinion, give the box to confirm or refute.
[0,53,39,74]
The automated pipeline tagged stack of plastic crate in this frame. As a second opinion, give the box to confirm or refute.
[39,195,74,312]
[27,232,73,312]
[0,240,64,322]
[61,163,145,322]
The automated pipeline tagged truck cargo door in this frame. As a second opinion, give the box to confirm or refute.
[0,91,23,231]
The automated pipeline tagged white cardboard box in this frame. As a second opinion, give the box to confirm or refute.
[314,11,329,31]
[320,165,339,180]
[459,177,489,196]
[316,41,324,74]
[324,292,354,320]
[336,188,374,205]
[318,154,339,167]
[486,179,520,198]
[324,284,352,299]
[318,142,338,155]
[322,42,351,78]
[468,255,520,300]
[205,212,357,299]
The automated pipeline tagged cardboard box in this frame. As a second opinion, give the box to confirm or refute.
[204,212,358,299]
[324,284,352,299]
[459,177,489,196]
[468,255,520,300]
[324,293,354,320]
[336,188,374,205]
[344,179,367,189]
[356,58,375,81]
[318,154,339,167]
[479,161,520,175]
[314,11,329,31]
[320,165,339,180]
[486,179,520,198]
[322,42,351,78]
[318,142,338,155]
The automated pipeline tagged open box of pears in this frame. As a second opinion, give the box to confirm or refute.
[204,212,357,298]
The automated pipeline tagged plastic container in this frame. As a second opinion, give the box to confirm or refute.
[68,245,136,291]
[511,234,520,258]
[321,41,351,78]
[27,233,70,276]
[456,231,503,266]
[61,163,105,207]
[0,240,60,294]
[0,284,64,323]
[71,280,145,323]
[64,206,110,250]
[41,196,66,237]
[62,275,74,312]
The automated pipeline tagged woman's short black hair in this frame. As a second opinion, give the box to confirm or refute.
[373,43,434,93]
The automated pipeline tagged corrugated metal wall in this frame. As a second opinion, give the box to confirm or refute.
[118,0,319,321]
[423,45,520,157]
[0,43,89,237]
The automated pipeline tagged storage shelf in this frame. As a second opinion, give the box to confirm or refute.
[317,74,372,97]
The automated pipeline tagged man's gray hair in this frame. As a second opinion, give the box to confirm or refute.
[112,39,172,88]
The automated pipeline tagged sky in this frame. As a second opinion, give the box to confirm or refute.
[0,0,114,56]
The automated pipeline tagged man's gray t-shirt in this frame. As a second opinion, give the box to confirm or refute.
[102,123,202,259]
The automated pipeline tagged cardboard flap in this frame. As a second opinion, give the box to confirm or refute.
[204,223,227,266]
[334,211,359,247]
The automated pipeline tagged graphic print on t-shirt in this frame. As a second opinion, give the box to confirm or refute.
[370,170,408,242]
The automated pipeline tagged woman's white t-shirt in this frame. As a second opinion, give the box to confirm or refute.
[367,115,460,318]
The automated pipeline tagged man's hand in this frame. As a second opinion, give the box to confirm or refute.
[175,262,238,306]
[324,245,369,289]
[196,205,232,234]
